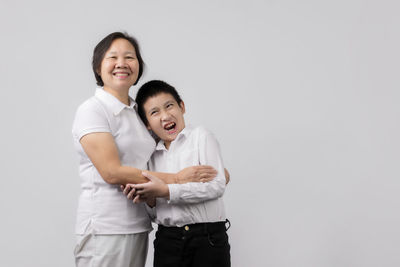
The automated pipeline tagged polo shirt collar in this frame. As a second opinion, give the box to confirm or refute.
[95,88,136,116]
[154,125,193,151]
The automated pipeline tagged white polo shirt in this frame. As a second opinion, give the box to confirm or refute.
[148,125,227,227]
[72,88,156,234]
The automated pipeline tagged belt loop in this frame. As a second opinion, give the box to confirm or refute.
[225,219,231,231]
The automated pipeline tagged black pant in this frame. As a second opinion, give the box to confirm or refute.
[153,221,231,267]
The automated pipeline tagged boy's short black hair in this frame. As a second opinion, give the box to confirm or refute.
[136,80,183,125]
[92,32,145,86]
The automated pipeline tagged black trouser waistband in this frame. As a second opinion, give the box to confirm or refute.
[158,220,230,235]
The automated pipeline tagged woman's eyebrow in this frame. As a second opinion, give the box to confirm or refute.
[106,51,135,55]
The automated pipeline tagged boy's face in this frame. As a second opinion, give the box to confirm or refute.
[143,92,185,149]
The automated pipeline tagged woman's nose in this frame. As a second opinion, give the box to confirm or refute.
[116,57,127,68]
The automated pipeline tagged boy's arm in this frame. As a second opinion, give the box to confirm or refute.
[80,132,216,185]
[167,130,227,204]
[129,129,227,203]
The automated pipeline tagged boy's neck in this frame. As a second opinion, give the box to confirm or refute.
[162,126,187,150]
[164,141,171,150]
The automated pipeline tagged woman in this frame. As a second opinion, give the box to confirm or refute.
[72,32,217,267]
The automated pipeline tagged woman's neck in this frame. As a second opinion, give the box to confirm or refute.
[103,86,130,105]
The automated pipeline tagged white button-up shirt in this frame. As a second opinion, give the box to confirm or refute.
[72,88,155,234]
[148,125,227,227]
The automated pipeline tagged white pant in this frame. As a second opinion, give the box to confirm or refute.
[74,231,149,267]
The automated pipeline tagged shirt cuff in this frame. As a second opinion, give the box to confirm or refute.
[167,184,180,204]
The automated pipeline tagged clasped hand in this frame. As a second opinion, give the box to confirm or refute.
[121,172,169,204]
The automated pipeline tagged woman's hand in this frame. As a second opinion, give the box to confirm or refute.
[176,165,217,184]
[224,168,230,184]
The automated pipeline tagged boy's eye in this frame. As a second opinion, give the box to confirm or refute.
[166,103,173,108]
[126,56,135,59]
[150,110,158,116]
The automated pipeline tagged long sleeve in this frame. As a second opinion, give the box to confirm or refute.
[168,129,226,204]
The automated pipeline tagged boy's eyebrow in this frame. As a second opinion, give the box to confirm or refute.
[163,100,175,105]
[147,106,159,114]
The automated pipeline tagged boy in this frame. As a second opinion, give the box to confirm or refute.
[126,80,230,267]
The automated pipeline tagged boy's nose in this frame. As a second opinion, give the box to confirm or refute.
[160,111,171,120]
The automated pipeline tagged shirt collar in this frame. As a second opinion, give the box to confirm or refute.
[95,87,136,116]
[154,125,193,151]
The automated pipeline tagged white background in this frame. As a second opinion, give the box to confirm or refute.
[0,0,399,266]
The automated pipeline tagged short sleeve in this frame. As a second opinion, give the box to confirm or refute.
[72,98,111,141]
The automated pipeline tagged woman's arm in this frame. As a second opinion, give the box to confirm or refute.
[127,130,228,203]
[80,132,216,185]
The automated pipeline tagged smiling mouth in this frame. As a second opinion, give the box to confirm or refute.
[113,72,130,78]
[164,122,176,132]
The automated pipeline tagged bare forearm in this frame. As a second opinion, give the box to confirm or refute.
[147,171,177,184]
[102,165,148,185]
[103,167,178,185]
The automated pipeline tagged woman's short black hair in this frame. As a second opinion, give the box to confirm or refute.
[92,32,145,86]
[136,80,183,125]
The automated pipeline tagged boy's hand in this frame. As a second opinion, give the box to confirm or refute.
[132,172,170,202]
[121,184,138,200]
[176,165,217,184]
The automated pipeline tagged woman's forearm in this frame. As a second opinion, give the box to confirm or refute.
[147,171,177,184]
[104,165,148,185]
[80,132,217,185]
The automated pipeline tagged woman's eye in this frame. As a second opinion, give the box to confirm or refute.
[150,111,158,116]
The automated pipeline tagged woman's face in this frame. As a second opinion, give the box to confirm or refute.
[99,38,140,92]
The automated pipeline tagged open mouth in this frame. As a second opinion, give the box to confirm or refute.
[163,122,176,132]
[113,72,130,78]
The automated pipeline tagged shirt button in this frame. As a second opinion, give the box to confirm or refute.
[184,225,189,231]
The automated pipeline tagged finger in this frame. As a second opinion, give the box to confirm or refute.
[133,182,151,191]
[200,177,213,183]
[136,188,148,196]
[202,172,216,179]
[123,184,134,195]
[120,185,125,191]
[197,165,215,171]
[133,194,142,203]
[127,188,137,199]
[205,169,218,174]
[123,186,130,195]
[198,168,217,175]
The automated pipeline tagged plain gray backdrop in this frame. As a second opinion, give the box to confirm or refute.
[1,0,399,266]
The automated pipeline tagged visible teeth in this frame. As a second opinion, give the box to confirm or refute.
[164,122,175,130]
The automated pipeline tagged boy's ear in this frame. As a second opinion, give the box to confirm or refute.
[179,101,185,114]
[146,124,151,130]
